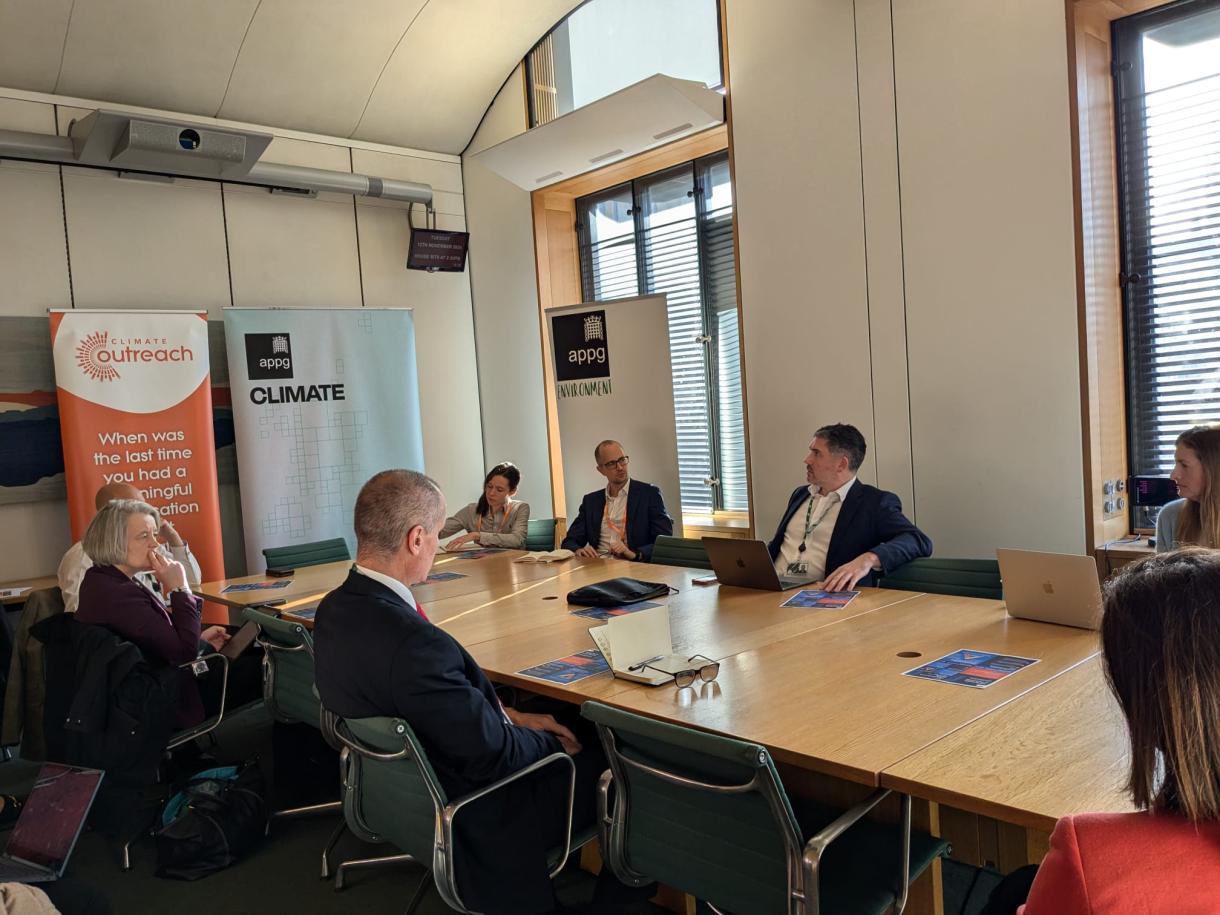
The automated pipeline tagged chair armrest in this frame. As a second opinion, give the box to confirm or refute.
[802,787,891,863]
[168,652,230,749]
[443,752,576,879]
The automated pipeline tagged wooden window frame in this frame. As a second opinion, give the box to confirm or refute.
[530,124,754,537]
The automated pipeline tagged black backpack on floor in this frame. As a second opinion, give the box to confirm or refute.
[155,762,268,880]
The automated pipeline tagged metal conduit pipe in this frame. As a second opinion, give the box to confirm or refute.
[0,127,432,206]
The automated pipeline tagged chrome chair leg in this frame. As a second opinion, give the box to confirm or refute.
[333,852,415,891]
[320,818,348,879]
[405,872,432,915]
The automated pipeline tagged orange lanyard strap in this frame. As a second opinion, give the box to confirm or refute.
[476,502,514,534]
[603,496,628,543]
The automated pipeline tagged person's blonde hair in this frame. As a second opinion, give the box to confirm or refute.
[82,499,158,567]
[1175,424,1220,548]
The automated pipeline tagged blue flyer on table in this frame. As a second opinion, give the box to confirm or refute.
[287,607,316,621]
[425,571,467,583]
[903,649,1039,689]
[570,601,661,620]
[518,649,610,684]
[222,579,293,593]
[780,589,859,609]
[451,548,505,560]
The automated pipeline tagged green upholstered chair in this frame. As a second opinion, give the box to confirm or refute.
[326,711,594,911]
[878,558,1003,601]
[650,535,712,570]
[243,608,344,876]
[526,518,558,552]
[581,701,949,915]
[262,537,351,573]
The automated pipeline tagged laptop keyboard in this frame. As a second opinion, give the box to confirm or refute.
[0,859,52,883]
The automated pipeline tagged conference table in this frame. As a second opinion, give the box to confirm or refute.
[218,550,1127,913]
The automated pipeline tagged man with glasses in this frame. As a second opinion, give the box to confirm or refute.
[561,440,673,562]
[767,423,932,590]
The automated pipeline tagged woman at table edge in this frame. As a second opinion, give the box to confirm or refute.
[1156,423,1220,551]
[1008,548,1220,914]
[440,462,531,550]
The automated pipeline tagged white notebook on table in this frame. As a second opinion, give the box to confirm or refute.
[587,606,690,686]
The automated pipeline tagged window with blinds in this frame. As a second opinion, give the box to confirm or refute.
[576,151,747,513]
[1115,0,1220,477]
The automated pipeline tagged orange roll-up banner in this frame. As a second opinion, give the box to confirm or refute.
[50,310,226,622]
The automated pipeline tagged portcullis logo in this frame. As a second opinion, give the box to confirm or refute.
[76,331,120,382]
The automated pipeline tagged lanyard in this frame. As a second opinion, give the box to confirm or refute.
[798,491,838,554]
[603,495,628,544]
[475,502,514,534]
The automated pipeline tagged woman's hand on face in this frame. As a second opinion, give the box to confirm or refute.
[148,549,189,592]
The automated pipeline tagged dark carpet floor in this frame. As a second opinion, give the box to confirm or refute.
[0,702,1005,914]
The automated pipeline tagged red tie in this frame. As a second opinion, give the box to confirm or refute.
[414,601,430,623]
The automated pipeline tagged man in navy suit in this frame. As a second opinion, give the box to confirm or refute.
[314,469,603,914]
[767,424,932,590]
[561,440,673,562]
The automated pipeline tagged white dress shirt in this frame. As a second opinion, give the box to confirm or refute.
[58,539,201,614]
[773,477,856,581]
[598,478,631,557]
[353,563,419,614]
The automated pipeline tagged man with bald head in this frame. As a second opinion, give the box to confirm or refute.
[560,439,673,562]
[57,481,201,613]
[315,469,609,914]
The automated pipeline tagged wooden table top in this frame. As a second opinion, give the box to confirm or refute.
[597,593,1100,787]
[0,575,59,605]
[882,655,1133,831]
[197,559,352,609]
[198,549,567,612]
[460,569,924,704]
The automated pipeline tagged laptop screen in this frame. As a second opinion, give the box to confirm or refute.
[6,764,103,873]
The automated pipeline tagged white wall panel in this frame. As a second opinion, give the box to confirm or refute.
[724,0,876,541]
[62,168,231,315]
[855,0,915,514]
[0,502,71,580]
[224,185,363,308]
[0,162,71,315]
[0,0,73,94]
[355,199,485,507]
[893,0,1085,556]
[461,66,554,512]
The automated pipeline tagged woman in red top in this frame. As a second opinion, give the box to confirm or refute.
[1009,548,1220,914]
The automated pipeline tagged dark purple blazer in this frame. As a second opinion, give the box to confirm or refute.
[76,564,204,728]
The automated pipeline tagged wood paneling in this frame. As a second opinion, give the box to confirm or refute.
[529,129,731,521]
[1070,0,1135,552]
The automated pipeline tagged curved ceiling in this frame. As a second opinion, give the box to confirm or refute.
[0,0,582,154]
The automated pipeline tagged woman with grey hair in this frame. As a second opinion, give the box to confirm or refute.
[75,499,228,728]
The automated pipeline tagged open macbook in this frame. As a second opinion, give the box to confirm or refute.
[0,763,103,884]
[997,548,1103,631]
[704,537,814,591]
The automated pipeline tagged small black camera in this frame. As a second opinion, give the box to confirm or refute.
[178,129,201,151]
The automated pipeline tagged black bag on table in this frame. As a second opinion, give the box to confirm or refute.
[155,762,267,880]
[566,577,672,607]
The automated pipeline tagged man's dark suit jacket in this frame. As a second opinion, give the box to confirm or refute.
[76,564,203,727]
[766,482,932,587]
[313,569,565,913]
[560,478,673,561]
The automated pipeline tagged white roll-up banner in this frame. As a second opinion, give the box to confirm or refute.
[223,307,425,571]
[546,295,682,525]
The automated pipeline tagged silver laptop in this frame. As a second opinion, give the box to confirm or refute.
[997,548,1102,631]
[0,763,103,884]
[704,537,814,591]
